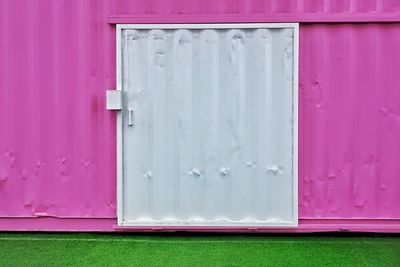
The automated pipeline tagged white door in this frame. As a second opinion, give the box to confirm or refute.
[116,24,298,227]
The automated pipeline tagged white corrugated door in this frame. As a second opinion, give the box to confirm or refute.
[117,24,298,227]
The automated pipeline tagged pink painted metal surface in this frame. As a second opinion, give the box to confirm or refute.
[299,23,400,219]
[1,0,400,231]
[109,13,400,24]
[1,218,400,233]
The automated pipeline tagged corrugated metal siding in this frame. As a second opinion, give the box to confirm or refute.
[108,0,400,23]
[120,27,296,226]
[299,24,400,219]
[109,0,400,14]
[0,0,399,224]
[0,0,117,217]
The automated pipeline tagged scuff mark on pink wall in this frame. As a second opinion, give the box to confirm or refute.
[0,0,400,231]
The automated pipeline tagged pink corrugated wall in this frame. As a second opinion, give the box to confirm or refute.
[1,0,400,231]
[300,24,400,219]
[0,0,116,218]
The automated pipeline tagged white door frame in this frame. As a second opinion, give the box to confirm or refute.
[115,23,299,227]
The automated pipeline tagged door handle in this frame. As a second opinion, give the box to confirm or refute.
[128,109,134,126]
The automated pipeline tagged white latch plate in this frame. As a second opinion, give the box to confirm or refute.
[106,90,122,110]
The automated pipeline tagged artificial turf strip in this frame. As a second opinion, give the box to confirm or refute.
[0,233,399,267]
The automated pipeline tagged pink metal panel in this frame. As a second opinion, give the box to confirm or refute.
[0,0,400,231]
[299,23,400,219]
[108,13,400,24]
[105,0,400,16]
[108,0,400,23]
[0,0,117,218]
[1,218,400,233]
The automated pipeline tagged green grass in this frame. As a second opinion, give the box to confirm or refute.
[0,233,399,266]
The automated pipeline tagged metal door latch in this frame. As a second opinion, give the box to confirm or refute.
[128,109,134,126]
[106,90,122,110]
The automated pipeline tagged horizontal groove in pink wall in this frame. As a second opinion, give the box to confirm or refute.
[109,12,400,24]
[1,218,400,233]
